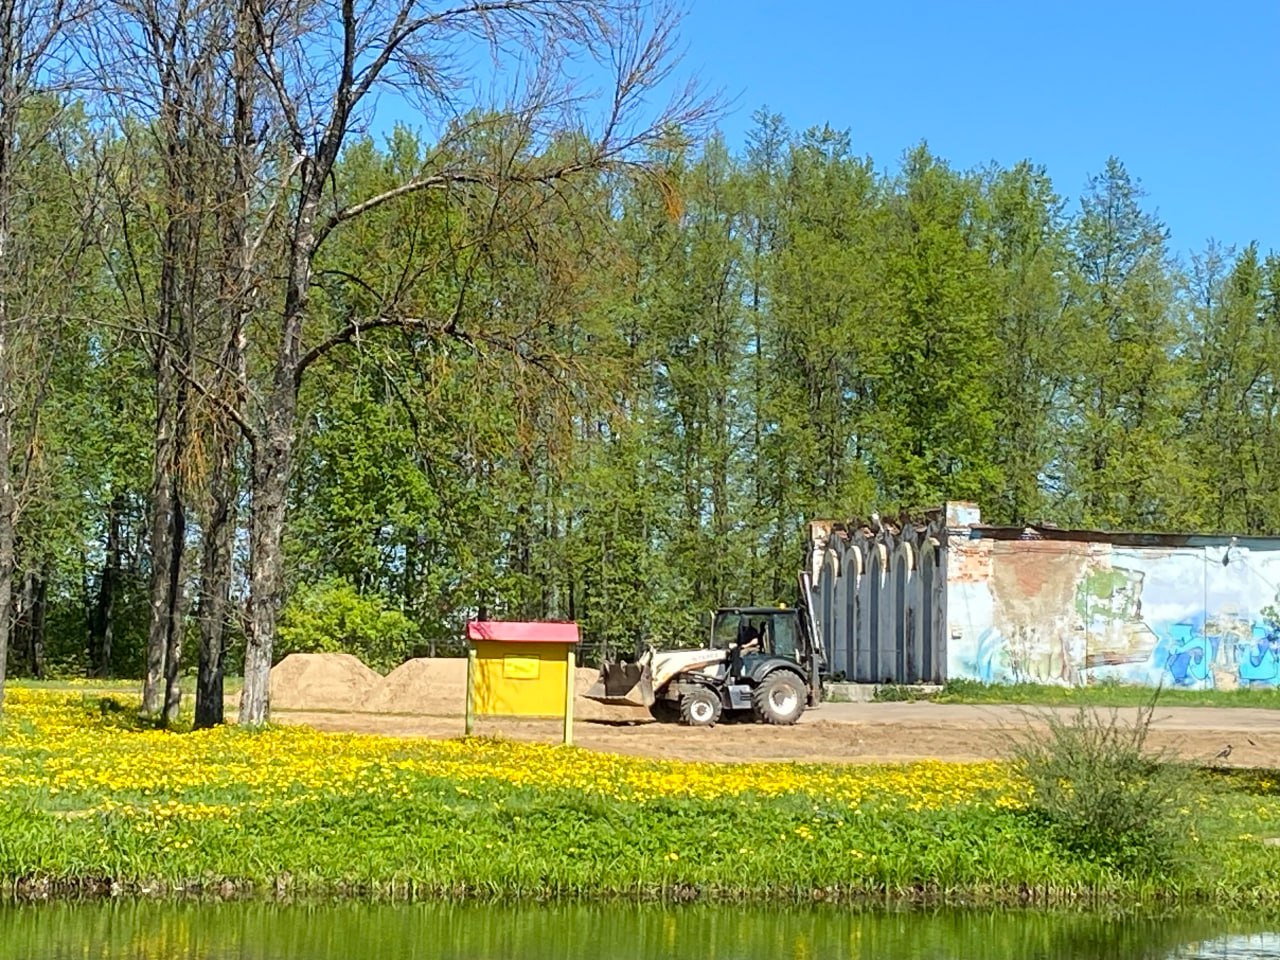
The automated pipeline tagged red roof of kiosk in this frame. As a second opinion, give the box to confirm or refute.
[466,621,580,644]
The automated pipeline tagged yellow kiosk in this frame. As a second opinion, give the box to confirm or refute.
[464,620,580,744]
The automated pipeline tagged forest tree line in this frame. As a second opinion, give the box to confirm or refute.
[3,0,1279,724]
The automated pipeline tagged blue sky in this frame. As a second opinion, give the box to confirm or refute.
[672,0,1278,256]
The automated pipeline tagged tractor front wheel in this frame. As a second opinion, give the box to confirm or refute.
[752,671,805,725]
[678,686,722,727]
[648,698,680,723]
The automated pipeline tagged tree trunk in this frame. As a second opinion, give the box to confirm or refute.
[161,492,186,725]
[26,566,44,678]
[239,408,296,728]
[196,0,252,729]
[0,383,13,709]
[15,566,44,678]
[145,118,197,721]
[162,165,204,726]
[143,353,179,714]
[240,188,319,725]
[143,190,183,711]
[88,493,123,678]
[195,434,235,728]
[0,3,13,712]
[15,566,31,669]
[144,371,190,720]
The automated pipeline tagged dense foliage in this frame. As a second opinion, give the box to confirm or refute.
[7,105,1280,681]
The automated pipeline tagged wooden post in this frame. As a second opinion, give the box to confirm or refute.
[562,648,575,746]
[465,646,477,736]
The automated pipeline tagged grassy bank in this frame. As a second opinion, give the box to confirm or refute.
[875,678,1280,709]
[1,687,1278,905]
[10,676,245,697]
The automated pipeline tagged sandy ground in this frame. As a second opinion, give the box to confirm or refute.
[252,654,1280,767]
[270,700,1280,767]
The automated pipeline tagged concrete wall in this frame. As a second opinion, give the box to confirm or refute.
[810,502,1280,689]
[947,528,1280,690]
[807,507,958,684]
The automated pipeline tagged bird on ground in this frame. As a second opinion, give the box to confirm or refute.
[1214,744,1233,761]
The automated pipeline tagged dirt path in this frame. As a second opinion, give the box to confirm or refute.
[274,700,1280,767]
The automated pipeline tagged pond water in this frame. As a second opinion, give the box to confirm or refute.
[1,900,1278,960]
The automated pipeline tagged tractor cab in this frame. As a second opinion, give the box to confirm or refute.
[710,607,801,660]
[710,604,825,706]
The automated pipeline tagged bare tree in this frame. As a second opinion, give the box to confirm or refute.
[93,0,246,723]
[229,0,707,723]
[0,0,88,714]
[194,0,259,726]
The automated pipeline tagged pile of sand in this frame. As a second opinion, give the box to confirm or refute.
[270,653,383,712]
[361,657,468,716]
[271,652,652,724]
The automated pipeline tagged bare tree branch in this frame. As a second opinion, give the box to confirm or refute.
[295,314,455,382]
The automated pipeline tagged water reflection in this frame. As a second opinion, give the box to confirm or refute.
[0,900,1277,959]
[1171,934,1280,959]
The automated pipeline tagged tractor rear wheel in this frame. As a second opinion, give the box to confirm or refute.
[678,686,722,727]
[752,671,805,725]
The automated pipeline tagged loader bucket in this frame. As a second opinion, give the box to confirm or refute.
[583,661,655,708]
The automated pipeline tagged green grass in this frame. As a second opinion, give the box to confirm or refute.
[8,770,1280,905]
[873,678,1280,708]
[3,688,1280,906]
[9,676,245,697]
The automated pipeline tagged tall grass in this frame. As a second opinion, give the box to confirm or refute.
[1009,696,1194,877]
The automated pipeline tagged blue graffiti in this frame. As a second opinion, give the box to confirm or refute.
[1146,617,1280,689]
[968,628,1004,684]
[1238,629,1280,685]
[1161,620,1219,688]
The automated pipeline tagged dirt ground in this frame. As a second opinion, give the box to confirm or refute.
[256,653,1279,767]
[272,700,1280,768]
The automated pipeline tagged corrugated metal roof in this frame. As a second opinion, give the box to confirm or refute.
[968,524,1280,550]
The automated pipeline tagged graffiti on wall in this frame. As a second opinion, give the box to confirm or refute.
[949,540,1280,689]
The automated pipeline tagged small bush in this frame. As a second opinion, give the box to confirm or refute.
[277,580,421,672]
[1010,697,1191,877]
[938,678,994,701]
[871,684,913,702]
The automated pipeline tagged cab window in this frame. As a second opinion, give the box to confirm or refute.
[711,613,740,650]
[770,616,798,659]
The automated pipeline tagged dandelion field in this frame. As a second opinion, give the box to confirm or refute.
[2,687,1279,904]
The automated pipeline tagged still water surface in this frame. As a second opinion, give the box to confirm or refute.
[1,900,1278,959]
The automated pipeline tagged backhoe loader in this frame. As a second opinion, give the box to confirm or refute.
[584,573,825,726]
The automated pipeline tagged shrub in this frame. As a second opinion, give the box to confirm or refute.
[276,580,420,672]
[873,684,923,702]
[1010,697,1191,877]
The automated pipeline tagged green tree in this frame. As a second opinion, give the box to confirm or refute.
[1185,243,1280,532]
[277,580,421,672]
[232,2,707,723]
[868,146,1002,508]
[738,108,789,600]
[762,126,879,594]
[1061,158,1191,529]
[981,161,1071,524]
